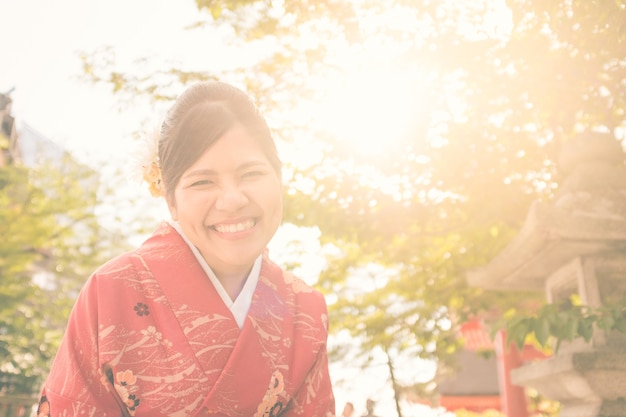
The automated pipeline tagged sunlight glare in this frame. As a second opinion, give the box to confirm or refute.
[316,64,426,157]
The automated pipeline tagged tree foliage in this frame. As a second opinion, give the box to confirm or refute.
[0,158,135,393]
[76,0,626,411]
[501,293,626,353]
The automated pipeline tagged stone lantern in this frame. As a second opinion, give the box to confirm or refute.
[467,133,626,417]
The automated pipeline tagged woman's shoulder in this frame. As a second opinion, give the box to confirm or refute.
[91,222,181,279]
[260,253,328,311]
[99,221,180,260]
[87,250,141,286]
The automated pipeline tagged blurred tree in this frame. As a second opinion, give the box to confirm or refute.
[76,0,626,413]
[0,159,134,394]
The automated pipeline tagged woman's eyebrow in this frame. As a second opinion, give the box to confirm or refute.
[182,168,217,178]
[182,160,269,178]
[237,160,270,170]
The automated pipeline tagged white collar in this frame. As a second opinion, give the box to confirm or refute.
[168,220,260,329]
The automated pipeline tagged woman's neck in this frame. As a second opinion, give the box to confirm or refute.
[213,267,252,301]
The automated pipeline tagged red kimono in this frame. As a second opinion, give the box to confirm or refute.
[37,222,335,417]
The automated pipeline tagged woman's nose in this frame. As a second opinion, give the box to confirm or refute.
[215,183,249,211]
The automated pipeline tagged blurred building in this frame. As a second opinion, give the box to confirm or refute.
[437,320,502,413]
[1,90,78,169]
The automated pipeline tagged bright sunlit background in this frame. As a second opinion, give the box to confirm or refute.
[0,0,449,415]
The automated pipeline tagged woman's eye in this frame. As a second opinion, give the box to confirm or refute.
[190,179,213,187]
[243,170,264,178]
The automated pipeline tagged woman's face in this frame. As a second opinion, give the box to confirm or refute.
[168,124,283,280]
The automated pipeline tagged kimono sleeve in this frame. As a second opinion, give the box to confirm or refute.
[283,289,335,417]
[286,339,335,417]
[36,273,123,417]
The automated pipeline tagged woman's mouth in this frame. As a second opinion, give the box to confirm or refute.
[212,219,256,233]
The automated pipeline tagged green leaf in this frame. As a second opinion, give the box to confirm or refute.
[598,316,615,330]
[534,317,551,347]
[579,317,595,342]
[564,317,580,340]
[614,318,626,333]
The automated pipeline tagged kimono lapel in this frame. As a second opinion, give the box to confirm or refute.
[137,223,241,389]
[198,255,291,417]
[138,224,294,417]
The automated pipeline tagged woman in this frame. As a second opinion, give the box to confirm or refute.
[36,81,336,417]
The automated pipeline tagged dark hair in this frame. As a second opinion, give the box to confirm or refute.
[158,81,282,201]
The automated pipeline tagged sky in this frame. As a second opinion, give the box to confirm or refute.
[0,1,447,415]
[0,0,219,163]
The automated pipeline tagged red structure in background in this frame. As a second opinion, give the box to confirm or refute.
[438,320,549,416]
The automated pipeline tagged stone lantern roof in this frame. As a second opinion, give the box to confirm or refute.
[467,133,626,291]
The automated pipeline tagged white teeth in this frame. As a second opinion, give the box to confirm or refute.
[214,219,255,233]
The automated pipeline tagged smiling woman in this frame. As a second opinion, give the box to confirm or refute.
[36,81,336,417]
